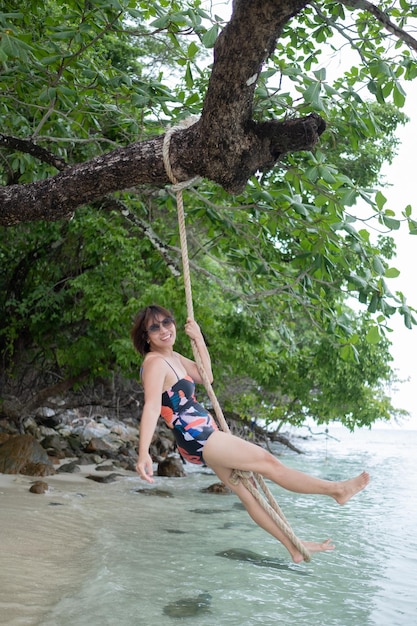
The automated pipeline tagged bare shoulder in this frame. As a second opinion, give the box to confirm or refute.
[141,355,168,397]
[142,354,167,378]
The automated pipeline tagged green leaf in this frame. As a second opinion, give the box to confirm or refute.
[375,190,386,210]
[384,267,400,278]
[393,82,406,107]
[404,313,413,330]
[403,204,412,218]
[348,274,368,290]
[187,41,199,59]
[342,188,358,206]
[303,80,322,107]
[317,165,336,184]
[313,68,326,81]
[407,219,417,234]
[49,29,78,41]
[40,55,63,65]
[366,326,381,344]
[185,62,193,88]
[202,24,219,48]
[382,215,401,230]
[368,293,380,313]
[150,15,170,29]
[372,256,385,275]
[340,344,354,361]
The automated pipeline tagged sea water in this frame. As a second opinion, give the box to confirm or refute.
[1,427,416,626]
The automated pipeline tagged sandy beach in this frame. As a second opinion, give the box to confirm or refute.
[0,466,135,626]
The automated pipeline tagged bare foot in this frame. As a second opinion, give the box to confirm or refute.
[334,470,370,505]
[291,539,335,564]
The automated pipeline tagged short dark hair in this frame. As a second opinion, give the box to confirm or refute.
[131,304,175,355]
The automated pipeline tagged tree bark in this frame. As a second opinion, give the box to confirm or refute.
[0,0,325,227]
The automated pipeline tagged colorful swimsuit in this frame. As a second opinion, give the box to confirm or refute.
[160,363,218,465]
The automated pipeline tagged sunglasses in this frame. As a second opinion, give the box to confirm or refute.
[146,317,175,334]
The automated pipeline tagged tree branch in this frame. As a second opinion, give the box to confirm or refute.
[340,0,417,52]
[0,134,67,171]
[0,0,323,226]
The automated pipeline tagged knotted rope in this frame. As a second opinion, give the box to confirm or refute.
[162,121,311,562]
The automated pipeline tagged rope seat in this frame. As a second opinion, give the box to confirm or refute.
[162,121,311,562]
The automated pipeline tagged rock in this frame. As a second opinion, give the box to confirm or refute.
[153,434,175,458]
[163,593,212,618]
[115,444,137,471]
[190,507,230,514]
[37,407,56,418]
[117,444,137,459]
[95,463,115,472]
[0,434,56,476]
[0,433,10,445]
[85,473,121,484]
[41,434,68,459]
[157,456,185,477]
[215,548,308,575]
[110,423,137,439]
[39,425,59,438]
[200,482,231,494]
[21,416,40,436]
[0,419,19,435]
[35,407,62,428]
[75,453,98,465]
[84,436,119,455]
[77,421,111,441]
[134,488,174,498]
[57,461,81,473]
[56,425,73,437]
[116,457,136,472]
[47,455,62,466]
[66,435,84,457]
[29,481,49,494]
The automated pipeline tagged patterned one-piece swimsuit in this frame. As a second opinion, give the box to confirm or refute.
[160,362,218,465]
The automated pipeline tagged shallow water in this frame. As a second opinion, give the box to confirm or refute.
[1,427,416,626]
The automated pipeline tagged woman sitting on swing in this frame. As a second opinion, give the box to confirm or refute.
[131,304,370,563]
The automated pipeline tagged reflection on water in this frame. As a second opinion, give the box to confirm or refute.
[1,428,416,626]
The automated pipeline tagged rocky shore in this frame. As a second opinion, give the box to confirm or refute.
[0,384,304,493]
[0,400,189,486]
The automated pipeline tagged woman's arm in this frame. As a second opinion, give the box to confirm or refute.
[180,317,213,384]
[136,358,165,482]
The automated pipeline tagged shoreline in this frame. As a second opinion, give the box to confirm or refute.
[0,464,138,626]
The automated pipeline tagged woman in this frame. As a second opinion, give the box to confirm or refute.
[131,304,370,563]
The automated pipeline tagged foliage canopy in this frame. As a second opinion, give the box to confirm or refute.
[1,0,416,429]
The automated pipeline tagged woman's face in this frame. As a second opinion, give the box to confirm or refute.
[146,314,176,351]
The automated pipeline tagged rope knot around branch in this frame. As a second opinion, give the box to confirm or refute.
[162,116,202,191]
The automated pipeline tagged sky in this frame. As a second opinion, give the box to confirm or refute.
[377,79,417,429]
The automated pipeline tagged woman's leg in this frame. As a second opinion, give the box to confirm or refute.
[202,431,369,504]
[210,464,335,563]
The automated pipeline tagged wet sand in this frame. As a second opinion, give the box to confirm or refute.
[0,467,131,626]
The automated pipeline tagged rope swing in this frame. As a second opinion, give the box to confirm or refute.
[162,121,311,562]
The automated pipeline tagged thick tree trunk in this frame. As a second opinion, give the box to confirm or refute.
[0,0,324,226]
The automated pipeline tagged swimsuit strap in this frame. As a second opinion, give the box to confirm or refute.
[163,359,180,380]
[141,358,181,382]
